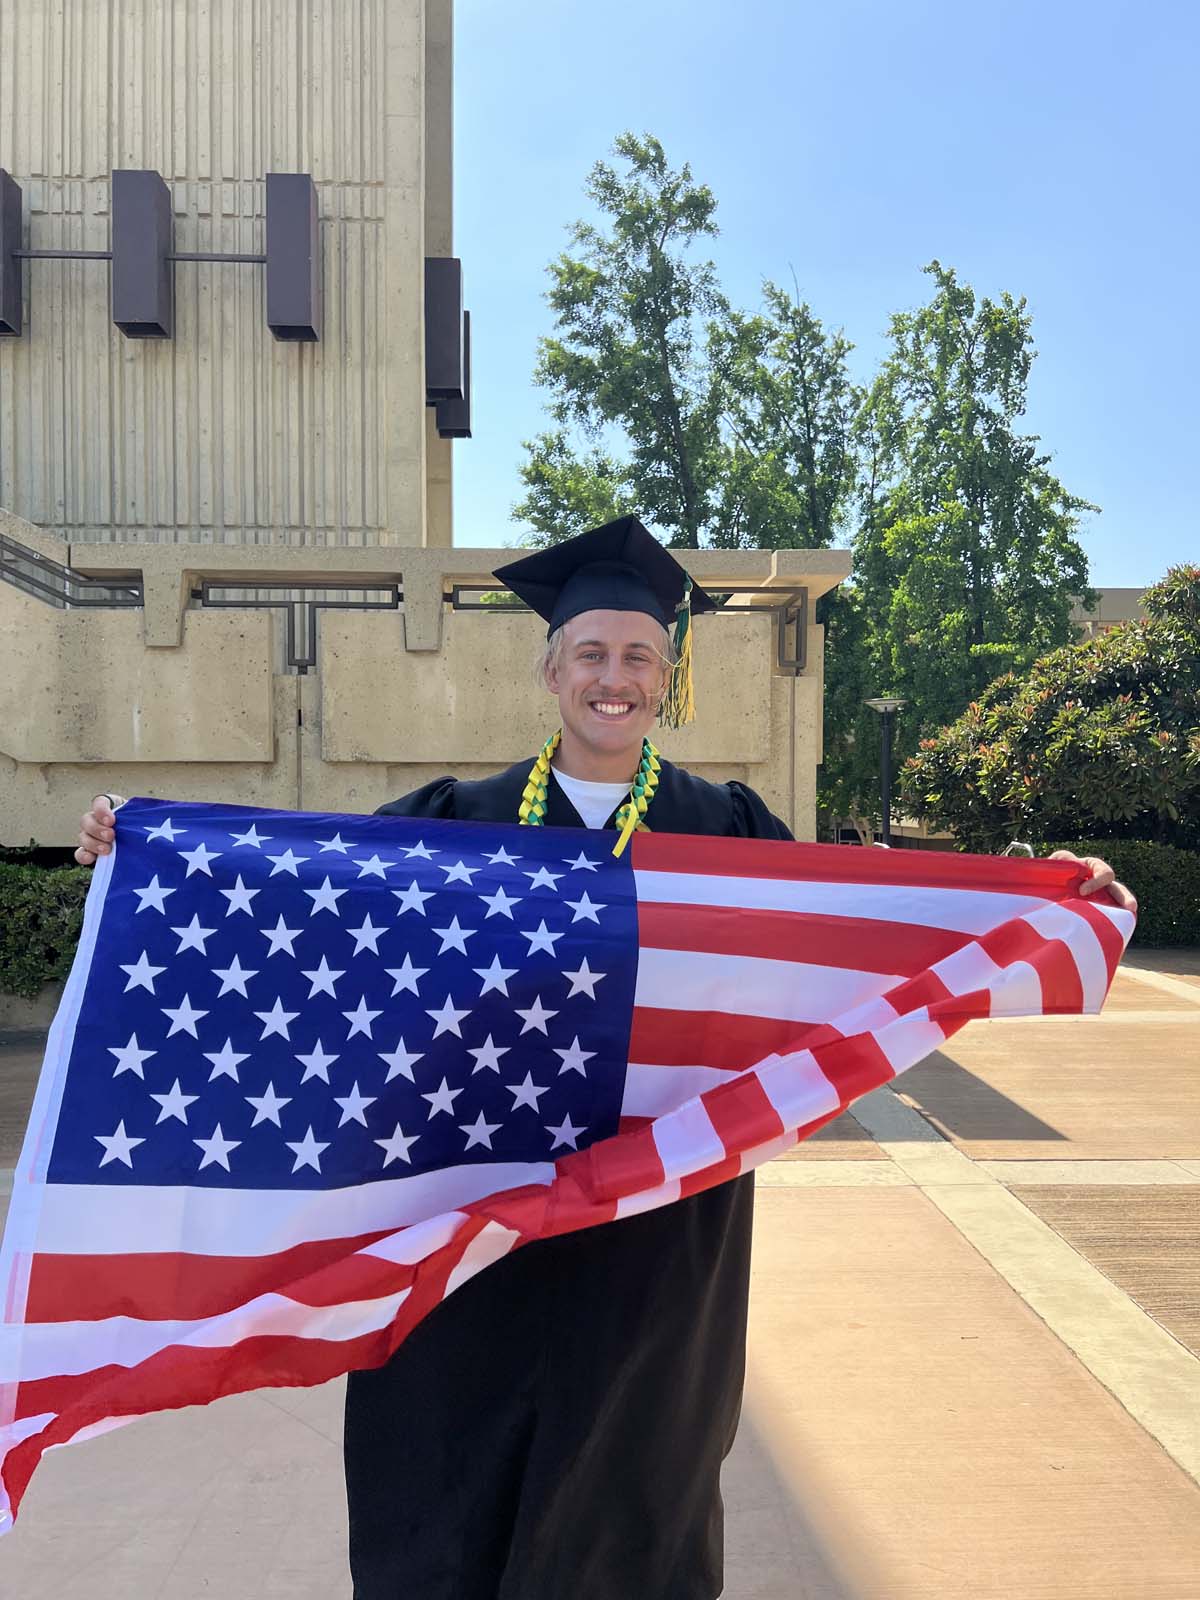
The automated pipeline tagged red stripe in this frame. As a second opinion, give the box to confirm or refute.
[632,832,1088,898]
[804,1031,897,1105]
[578,1122,665,1205]
[629,1007,834,1073]
[637,901,969,973]
[701,1073,785,1158]
[1060,897,1127,989]
[24,1230,401,1323]
[979,918,1083,1011]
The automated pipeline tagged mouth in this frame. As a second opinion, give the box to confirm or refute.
[589,700,636,721]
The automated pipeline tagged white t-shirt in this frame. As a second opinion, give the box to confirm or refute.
[552,768,631,830]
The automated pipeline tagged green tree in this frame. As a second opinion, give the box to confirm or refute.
[818,262,1097,832]
[514,133,726,548]
[900,566,1200,852]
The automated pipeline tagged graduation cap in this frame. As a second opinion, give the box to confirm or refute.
[493,515,715,728]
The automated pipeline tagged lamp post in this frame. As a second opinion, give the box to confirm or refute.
[863,697,907,846]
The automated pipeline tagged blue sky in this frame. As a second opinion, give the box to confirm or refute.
[452,0,1197,587]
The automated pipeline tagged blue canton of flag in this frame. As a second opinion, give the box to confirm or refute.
[49,798,639,1191]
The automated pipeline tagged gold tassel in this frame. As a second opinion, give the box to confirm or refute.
[659,575,696,730]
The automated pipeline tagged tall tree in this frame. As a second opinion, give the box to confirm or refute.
[514,133,726,547]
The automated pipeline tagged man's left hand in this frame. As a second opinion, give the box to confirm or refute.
[1048,850,1138,913]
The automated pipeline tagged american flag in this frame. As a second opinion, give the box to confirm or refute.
[0,797,1134,1528]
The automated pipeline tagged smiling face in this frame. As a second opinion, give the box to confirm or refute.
[544,609,671,781]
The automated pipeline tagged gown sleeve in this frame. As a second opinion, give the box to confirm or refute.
[373,777,458,820]
[727,780,794,841]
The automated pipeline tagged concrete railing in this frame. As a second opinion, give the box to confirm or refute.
[0,508,850,844]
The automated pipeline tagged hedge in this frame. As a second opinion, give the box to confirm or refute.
[1051,839,1200,948]
[1,840,1195,999]
[0,863,90,998]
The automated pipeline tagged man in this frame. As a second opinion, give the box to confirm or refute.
[76,517,1134,1599]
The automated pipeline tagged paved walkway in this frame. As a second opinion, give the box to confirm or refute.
[1,955,1198,1597]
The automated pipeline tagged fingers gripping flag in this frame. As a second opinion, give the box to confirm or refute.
[0,799,1134,1527]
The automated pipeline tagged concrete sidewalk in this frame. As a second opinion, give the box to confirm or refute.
[2,955,1199,1598]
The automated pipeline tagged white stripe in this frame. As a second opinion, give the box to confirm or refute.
[635,869,1047,935]
[652,1100,727,1182]
[359,1212,469,1266]
[615,1178,682,1220]
[27,1161,555,1257]
[621,1061,739,1117]
[872,1007,946,1074]
[756,1049,842,1128]
[931,945,1045,1016]
[985,959,1045,1016]
[1022,904,1109,1010]
[635,947,901,1023]
[444,1222,521,1296]
[0,1283,412,1383]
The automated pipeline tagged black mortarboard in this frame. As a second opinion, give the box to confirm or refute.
[493,515,716,637]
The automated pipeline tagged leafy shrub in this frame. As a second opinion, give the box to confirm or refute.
[901,565,1200,852]
[1051,839,1199,948]
[0,863,91,998]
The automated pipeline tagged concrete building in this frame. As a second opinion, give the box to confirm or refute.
[0,1,847,848]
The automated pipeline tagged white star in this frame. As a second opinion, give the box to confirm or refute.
[108,1033,156,1079]
[203,1038,250,1082]
[432,916,476,956]
[300,954,345,998]
[245,1081,291,1127]
[285,1125,330,1174]
[219,874,260,916]
[479,884,522,920]
[150,1079,199,1125]
[460,1110,503,1151]
[305,875,348,916]
[439,858,479,885]
[254,996,300,1041]
[522,919,564,957]
[564,850,601,872]
[524,865,564,892]
[562,957,607,999]
[295,1039,340,1084]
[96,1119,145,1167]
[384,954,428,996]
[343,996,383,1039]
[376,1123,420,1166]
[506,1072,550,1111]
[266,847,309,877]
[212,952,258,998]
[315,831,352,854]
[426,995,470,1038]
[554,1035,596,1077]
[484,844,522,866]
[171,914,218,955]
[565,891,606,924]
[179,840,222,877]
[133,874,175,914]
[546,1113,586,1151]
[353,853,392,880]
[468,1034,511,1074]
[335,1081,377,1127]
[346,915,387,956]
[379,1037,424,1083]
[514,995,558,1036]
[401,839,439,861]
[422,1077,464,1119]
[195,1123,241,1171]
[392,879,434,917]
[119,949,166,994]
[229,823,272,848]
[162,993,208,1039]
[259,915,302,957]
[473,954,518,997]
[146,817,186,843]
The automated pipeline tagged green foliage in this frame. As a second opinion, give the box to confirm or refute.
[0,862,90,998]
[901,566,1200,852]
[1051,840,1200,948]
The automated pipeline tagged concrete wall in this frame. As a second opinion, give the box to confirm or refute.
[0,512,850,844]
[0,0,448,549]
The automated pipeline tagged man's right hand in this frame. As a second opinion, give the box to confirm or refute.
[75,795,124,867]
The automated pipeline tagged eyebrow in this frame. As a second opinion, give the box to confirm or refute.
[572,639,656,651]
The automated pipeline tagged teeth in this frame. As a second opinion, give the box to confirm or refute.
[593,702,632,715]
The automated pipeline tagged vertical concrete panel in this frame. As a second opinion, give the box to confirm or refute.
[0,0,423,548]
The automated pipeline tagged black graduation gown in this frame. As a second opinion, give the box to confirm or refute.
[344,757,792,1600]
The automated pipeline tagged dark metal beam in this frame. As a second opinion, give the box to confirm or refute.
[424,257,464,400]
[0,169,23,336]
